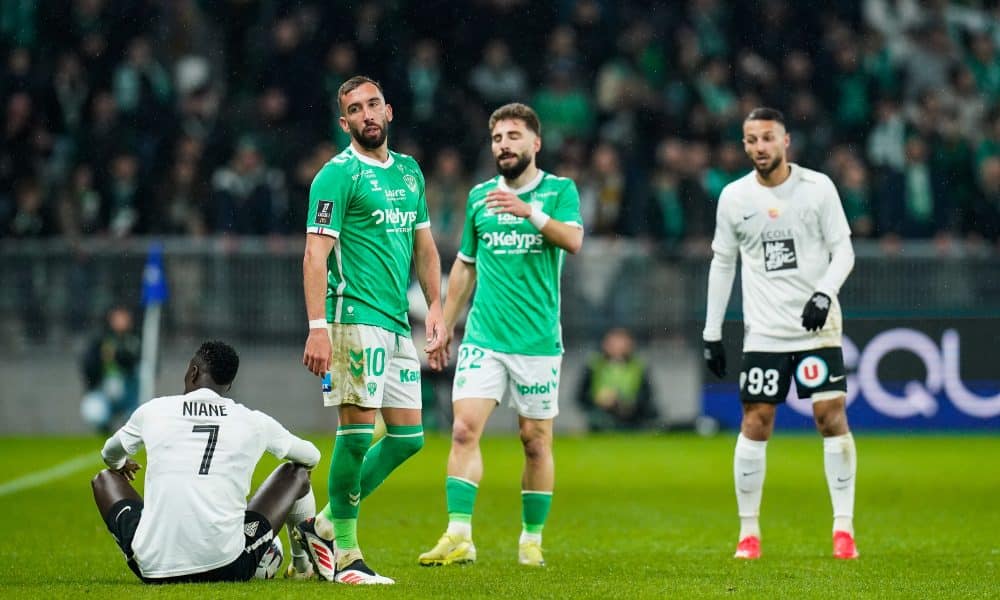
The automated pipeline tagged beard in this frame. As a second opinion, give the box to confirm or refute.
[351,119,389,150]
[495,152,532,180]
[752,154,784,177]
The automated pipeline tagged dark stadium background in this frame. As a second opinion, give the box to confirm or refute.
[1,0,999,434]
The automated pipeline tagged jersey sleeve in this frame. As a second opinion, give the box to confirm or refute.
[820,175,852,248]
[414,164,430,230]
[307,163,352,237]
[710,186,739,259]
[116,403,147,455]
[254,410,298,459]
[552,179,583,228]
[457,192,478,263]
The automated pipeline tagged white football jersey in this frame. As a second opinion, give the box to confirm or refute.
[711,164,852,352]
[115,388,302,578]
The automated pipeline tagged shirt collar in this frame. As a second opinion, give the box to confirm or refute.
[498,169,544,195]
[184,387,232,403]
[349,145,395,169]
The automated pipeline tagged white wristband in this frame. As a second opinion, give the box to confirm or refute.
[308,319,327,330]
[528,205,551,230]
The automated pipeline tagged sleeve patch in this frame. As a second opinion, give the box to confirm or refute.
[315,200,334,225]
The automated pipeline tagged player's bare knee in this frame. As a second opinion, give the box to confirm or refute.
[451,420,481,448]
[741,403,775,440]
[521,436,550,462]
[815,409,847,437]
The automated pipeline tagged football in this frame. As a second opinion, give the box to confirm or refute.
[253,537,283,580]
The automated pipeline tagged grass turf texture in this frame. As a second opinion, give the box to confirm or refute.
[0,434,996,598]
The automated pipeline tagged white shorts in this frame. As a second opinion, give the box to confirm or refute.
[322,323,421,410]
[451,343,561,420]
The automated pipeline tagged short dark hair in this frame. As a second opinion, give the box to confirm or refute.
[195,340,239,386]
[745,107,785,126]
[489,103,541,137]
[743,106,785,125]
[337,75,383,112]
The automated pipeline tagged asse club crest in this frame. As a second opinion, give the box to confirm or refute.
[403,174,418,193]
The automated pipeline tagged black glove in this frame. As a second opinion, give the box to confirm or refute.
[703,340,726,378]
[801,292,832,332]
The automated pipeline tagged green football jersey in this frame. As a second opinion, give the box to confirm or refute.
[458,170,582,355]
[306,146,429,335]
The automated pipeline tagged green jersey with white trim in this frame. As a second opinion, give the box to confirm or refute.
[306,146,429,335]
[457,170,582,356]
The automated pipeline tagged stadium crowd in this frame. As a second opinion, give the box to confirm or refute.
[2,0,1000,252]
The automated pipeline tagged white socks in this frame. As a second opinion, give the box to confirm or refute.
[734,433,767,539]
[446,521,472,539]
[823,433,857,535]
[314,509,335,540]
[286,487,316,570]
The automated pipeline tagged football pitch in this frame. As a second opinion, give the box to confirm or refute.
[1,433,997,598]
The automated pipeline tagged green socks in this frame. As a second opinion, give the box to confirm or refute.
[323,423,374,550]
[446,476,479,524]
[522,491,553,534]
[360,425,424,499]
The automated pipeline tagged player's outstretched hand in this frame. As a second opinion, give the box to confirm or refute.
[703,340,726,378]
[117,459,141,481]
[801,292,832,332]
[303,328,332,376]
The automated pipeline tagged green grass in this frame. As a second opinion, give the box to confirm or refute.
[1,434,998,598]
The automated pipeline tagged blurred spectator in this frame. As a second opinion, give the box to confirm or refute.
[469,39,528,106]
[7,178,51,238]
[578,142,627,236]
[323,42,357,150]
[154,159,207,235]
[867,96,907,172]
[406,39,446,143]
[829,41,874,144]
[106,151,147,237]
[533,66,594,154]
[57,163,104,236]
[80,305,140,434]
[646,137,712,246]
[576,328,658,432]
[876,136,953,243]
[702,141,743,201]
[838,158,875,238]
[210,138,287,235]
[259,17,318,125]
[8,179,51,342]
[968,156,1000,245]
[424,147,470,249]
[966,32,1000,105]
[976,110,1000,168]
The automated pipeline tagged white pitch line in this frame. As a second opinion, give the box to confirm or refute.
[0,453,100,497]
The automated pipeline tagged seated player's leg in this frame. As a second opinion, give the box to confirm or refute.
[507,352,561,567]
[734,352,792,559]
[244,462,315,578]
[419,343,504,566]
[92,469,145,579]
[795,348,858,559]
[360,333,425,499]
